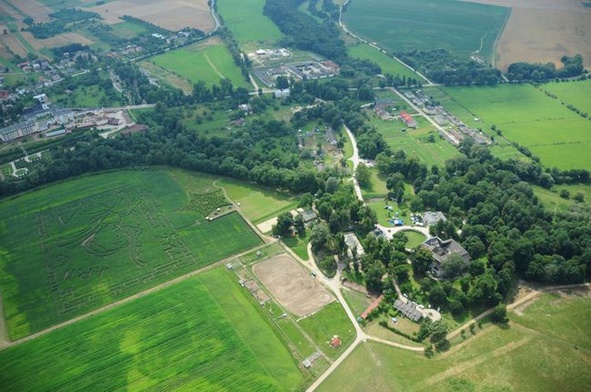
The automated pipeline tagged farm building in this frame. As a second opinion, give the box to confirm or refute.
[360,294,383,319]
[297,208,317,224]
[394,299,422,322]
[399,111,417,128]
[422,236,470,277]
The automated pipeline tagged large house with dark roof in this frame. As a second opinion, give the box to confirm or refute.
[422,236,470,277]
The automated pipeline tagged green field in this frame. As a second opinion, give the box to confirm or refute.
[367,110,461,167]
[298,302,355,359]
[533,183,591,212]
[0,170,262,339]
[360,169,389,199]
[217,0,282,45]
[318,292,591,391]
[441,84,591,170]
[0,267,304,391]
[347,44,421,80]
[344,0,509,62]
[110,21,149,39]
[401,230,426,248]
[218,179,298,224]
[150,40,249,88]
[541,79,591,115]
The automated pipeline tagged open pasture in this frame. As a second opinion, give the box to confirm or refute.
[253,254,334,317]
[149,39,249,88]
[367,110,461,167]
[216,0,282,45]
[344,0,508,62]
[0,267,304,391]
[318,291,591,392]
[541,79,591,115]
[347,44,420,80]
[88,0,214,32]
[0,170,261,340]
[441,84,591,170]
[218,179,298,224]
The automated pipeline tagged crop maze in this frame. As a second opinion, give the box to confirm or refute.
[35,186,202,318]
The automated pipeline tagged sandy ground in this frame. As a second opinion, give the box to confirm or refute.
[253,254,334,317]
[88,0,214,32]
[464,0,591,70]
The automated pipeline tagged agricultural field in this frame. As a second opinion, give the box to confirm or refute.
[441,84,591,170]
[110,21,149,40]
[540,79,591,115]
[88,0,214,32]
[216,0,282,45]
[367,110,461,167]
[343,0,509,62]
[298,302,355,360]
[318,290,591,392]
[347,43,420,80]
[0,170,261,340]
[149,39,250,88]
[0,267,305,391]
[218,179,298,224]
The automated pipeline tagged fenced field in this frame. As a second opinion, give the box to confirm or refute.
[441,84,591,170]
[0,170,261,339]
[343,0,508,62]
[0,268,304,391]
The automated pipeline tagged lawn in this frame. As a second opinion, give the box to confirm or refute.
[341,288,373,318]
[360,169,389,199]
[216,0,282,45]
[344,0,509,62]
[347,43,421,80]
[318,292,591,392]
[218,179,298,224]
[149,40,249,88]
[298,302,356,360]
[283,233,310,261]
[441,84,591,170]
[0,267,304,391]
[51,84,124,108]
[0,170,262,339]
[401,230,426,249]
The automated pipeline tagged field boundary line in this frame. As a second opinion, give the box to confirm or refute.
[0,240,275,350]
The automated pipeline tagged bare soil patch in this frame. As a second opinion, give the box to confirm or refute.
[253,254,334,317]
[88,0,214,32]
[467,0,591,70]
[0,30,27,57]
[22,31,94,50]
[6,0,52,22]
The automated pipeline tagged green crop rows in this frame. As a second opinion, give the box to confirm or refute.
[0,268,304,391]
[344,0,508,61]
[0,171,261,339]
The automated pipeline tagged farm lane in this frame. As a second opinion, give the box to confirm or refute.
[0,240,276,351]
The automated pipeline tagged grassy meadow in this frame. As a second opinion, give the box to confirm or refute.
[367,110,461,167]
[150,40,249,88]
[360,169,389,199]
[347,43,420,80]
[218,179,298,224]
[541,79,591,115]
[402,230,427,249]
[0,267,304,391]
[441,84,591,170]
[216,0,282,45]
[318,291,591,392]
[344,0,508,61]
[0,170,261,339]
